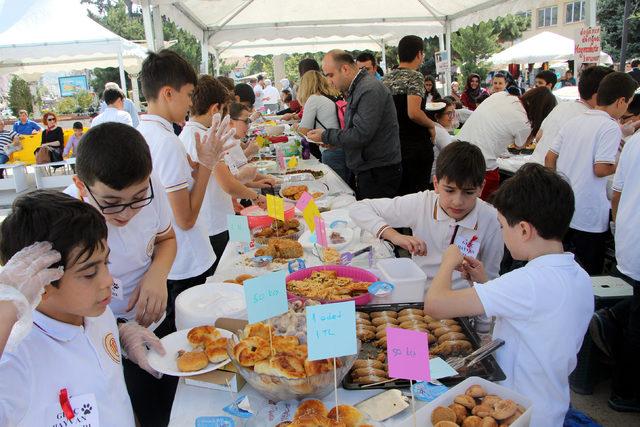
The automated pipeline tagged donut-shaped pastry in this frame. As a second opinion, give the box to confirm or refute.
[352,359,384,370]
[398,308,424,317]
[233,336,271,367]
[356,328,375,342]
[431,406,457,424]
[370,310,398,319]
[243,323,273,341]
[448,403,468,424]
[371,316,399,326]
[491,399,517,421]
[454,394,476,409]
[466,384,487,398]
[351,375,389,384]
[352,367,387,378]
[433,325,463,337]
[438,332,468,344]
[187,325,221,347]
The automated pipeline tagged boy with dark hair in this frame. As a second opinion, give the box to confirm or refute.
[180,76,266,269]
[546,72,638,274]
[491,72,507,93]
[535,70,558,89]
[356,52,379,78]
[350,140,503,291]
[137,50,233,325]
[67,122,178,426]
[92,88,133,127]
[532,65,613,164]
[234,83,256,108]
[0,190,163,426]
[63,121,83,159]
[298,57,320,77]
[382,34,436,195]
[426,163,593,427]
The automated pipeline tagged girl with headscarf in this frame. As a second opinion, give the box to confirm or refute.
[460,73,489,111]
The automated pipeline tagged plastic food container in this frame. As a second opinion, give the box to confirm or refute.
[241,204,296,229]
[376,258,427,303]
[175,282,247,330]
[286,265,378,305]
[418,376,532,427]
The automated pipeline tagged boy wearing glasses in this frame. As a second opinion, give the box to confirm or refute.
[64,122,178,426]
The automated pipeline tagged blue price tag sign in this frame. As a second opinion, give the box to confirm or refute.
[306,301,357,360]
[243,271,288,323]
[227,215,251,243]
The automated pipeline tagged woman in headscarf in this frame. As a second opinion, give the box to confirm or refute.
[279,78,296,100]
[460,73,489,111]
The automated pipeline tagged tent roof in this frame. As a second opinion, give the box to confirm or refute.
[147,0,542,55]
[488,31,613,65]
[0,0,147,76]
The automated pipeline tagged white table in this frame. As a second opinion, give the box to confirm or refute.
[34,158,76,189]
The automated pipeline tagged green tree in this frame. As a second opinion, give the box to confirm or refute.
[8,76,34,115]
[90,67,127,97]
[599,0,640,62]
[56,97,78,114]
[451,21,500,84]
[76,90,95,111]
[492,14,531,44]
[246,55,274,78]
[284,52,324,81]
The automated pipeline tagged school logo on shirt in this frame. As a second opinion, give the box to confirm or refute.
[103,333,120,364]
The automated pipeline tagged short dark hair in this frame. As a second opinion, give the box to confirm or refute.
[229,102,250,119]
[72,121,83,130]
[631,59,640,68]
[103,88,124,105]
[356,52,376,65]
[298,58,320,76]
[234,83,255,107]
[216,76,235,93]
[327,50,356,67]
[397,35,424,62]
[492,164,574,240]
[627,93,640,115]
[492,72,507,81]
[140,49,197,101]
[191,75,231,116]
[520,87,557,138]
[257,74,264,81]
[536,70,557,87]
[435,141,486,189]
[577,66,613,100]
[596,72,639,106]
[76,122,152,190]
[0,190,108,284]
[426,97,454,121]
[282,89,292,103]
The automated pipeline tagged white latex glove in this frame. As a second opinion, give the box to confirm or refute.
[119,321,165,378]
[196,113,236,170]
[236,164,258,183]
[0,242,64,351]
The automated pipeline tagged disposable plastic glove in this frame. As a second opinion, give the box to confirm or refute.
[119,321,165,378]
[196,113,236,170]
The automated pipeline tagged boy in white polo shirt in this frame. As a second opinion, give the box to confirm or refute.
[546,72,638,275]
[0,191,163,426]
[349,141,503,291]
[136,50,234,327]
[66,122,178,426]
[425,164,594,427]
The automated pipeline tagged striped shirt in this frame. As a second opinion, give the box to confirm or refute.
[0,130,18,154]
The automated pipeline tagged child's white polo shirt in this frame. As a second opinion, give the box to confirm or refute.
[137,115,215,279]
[613,135,640,280]
[64,176,173,321]
[550,110,621,233]
[0,307,135,426]
[474,253,593,427]
[179,120,234,237]
[349,190,504,289]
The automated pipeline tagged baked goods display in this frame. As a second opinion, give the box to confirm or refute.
[282,184,324,201]
[287,270,372,301]
[223,273,255,285]
[176,325,229,372]
[252,219,303,242]
[255,238,304,260]
[320,247,341,264]
[431,384,526,426]
[270,299,320,343]
[276,400,374,427]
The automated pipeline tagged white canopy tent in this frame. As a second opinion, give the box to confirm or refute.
[0,0,147,105]
[488,31,613,66]
[139,0,558,93]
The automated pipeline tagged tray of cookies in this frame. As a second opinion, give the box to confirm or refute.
[342,303,505,390]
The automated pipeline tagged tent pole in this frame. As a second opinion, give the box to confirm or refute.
[140,0,156,51]
[130,73,141,108]
[118,49,128,95]
[213,49,221,76]
[381,39,386,73]
[201,30,210,74]
[620,0,631,72]
[151,4,164,51]
[445,19,452,96]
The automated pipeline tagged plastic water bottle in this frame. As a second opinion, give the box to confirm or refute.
[301,137,311,160]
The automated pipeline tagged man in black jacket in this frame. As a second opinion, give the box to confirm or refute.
[307,50,402,200]
[628,59,640,84]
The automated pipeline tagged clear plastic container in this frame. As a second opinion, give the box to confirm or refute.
[376,258,427,303]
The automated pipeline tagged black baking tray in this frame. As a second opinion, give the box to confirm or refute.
[342,302,506,390]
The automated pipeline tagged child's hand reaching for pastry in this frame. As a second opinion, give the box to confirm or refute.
[442,244,464,269]
[389,234,427,256]
[459,255,488,284]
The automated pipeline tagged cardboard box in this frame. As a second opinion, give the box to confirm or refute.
[185,362,246,392]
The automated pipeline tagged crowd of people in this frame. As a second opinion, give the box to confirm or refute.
[0,32,639,427]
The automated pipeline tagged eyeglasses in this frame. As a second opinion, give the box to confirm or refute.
[232,117,251,125]
[84,178,154,214]
[47,118,56,122]
[445,111,456,117]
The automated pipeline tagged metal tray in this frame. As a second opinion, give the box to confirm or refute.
[342,302,506,390]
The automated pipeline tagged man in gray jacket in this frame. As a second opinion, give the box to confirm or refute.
[307,50,402,199]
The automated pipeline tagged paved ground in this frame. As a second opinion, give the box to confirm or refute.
[572,380,640,426]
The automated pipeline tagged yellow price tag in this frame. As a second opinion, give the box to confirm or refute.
[266,194,285,221]
[287,157,298,169]
[302,199,320,232]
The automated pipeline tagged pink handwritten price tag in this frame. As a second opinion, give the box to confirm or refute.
[386,327,430,381]
[295,191,313,211]
[314,216,328,247]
